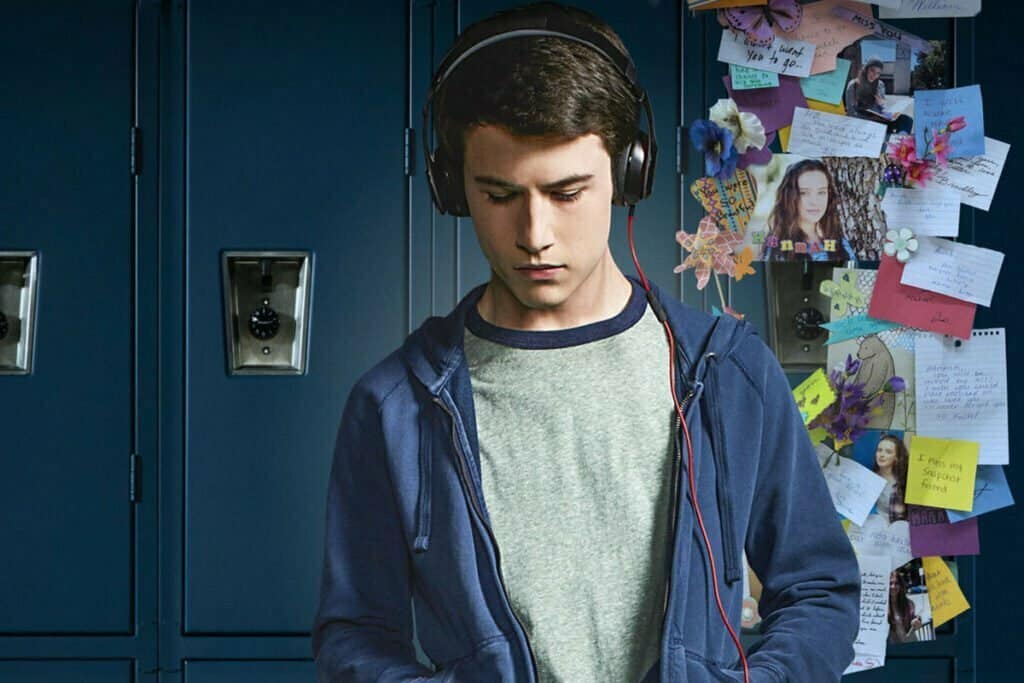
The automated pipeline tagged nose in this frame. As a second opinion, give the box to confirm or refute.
[515,192,555,255]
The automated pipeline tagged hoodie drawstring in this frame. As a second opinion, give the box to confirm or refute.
[413,408,433,554]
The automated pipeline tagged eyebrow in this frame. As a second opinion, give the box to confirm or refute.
[473,174,594,192]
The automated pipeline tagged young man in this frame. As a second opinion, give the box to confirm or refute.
[313,3,860,681]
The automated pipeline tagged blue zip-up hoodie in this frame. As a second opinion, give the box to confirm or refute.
[313,275,860,682]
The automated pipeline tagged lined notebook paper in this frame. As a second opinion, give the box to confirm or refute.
[915,329,1009,465]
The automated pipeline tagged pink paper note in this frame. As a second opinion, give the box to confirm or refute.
[788,0,874,75]
[724,75,807,134]
[868,255,976,340]
[909,506,979,557]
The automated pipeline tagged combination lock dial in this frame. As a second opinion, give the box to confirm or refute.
[793,307,825,341]
[0,311,7,340]
[248,299,280,340]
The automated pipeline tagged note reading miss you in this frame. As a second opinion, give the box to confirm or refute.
[906,435,979,511]
[788,107,887,158]
[915,329,1009,465]
[880,188,961,237]
[900,237,1004,307]
[718,30,814,78]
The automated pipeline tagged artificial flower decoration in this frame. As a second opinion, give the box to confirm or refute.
[690,120,739,181]
[809,354,906,446]
[885,133,936,188]
[884,228,919,263]
[922,116,968,164]
[674,216,744,290]
[709,98,767,153]
[886,134,918,169]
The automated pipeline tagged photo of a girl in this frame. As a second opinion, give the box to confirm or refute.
[872,433,909,524]
[888,570,924,644]
[845,58,914,135]
[759,159,853,262]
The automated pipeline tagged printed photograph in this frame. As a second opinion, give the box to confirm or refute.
[852,430,910,525]
[888,558,935,644]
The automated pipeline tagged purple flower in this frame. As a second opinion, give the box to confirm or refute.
[844,354,861,376]
[884,376,906,393]
[690,119,738,180]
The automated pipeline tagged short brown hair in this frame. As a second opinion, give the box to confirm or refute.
[432,2,639,195]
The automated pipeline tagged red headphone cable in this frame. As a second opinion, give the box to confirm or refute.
[626,206,751,683]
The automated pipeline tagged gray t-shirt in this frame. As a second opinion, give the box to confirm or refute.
[463,280,677,682]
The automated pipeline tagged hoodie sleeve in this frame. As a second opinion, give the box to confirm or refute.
[312,381,437,682]
[742,341,861,683]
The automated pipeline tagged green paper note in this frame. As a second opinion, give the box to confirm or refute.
[729,64,779,90]
[800,58,851,106]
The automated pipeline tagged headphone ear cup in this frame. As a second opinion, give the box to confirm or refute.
[615,130,651,207]
[431,145,470,217]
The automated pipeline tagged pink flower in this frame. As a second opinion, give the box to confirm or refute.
[886,134,918,169]
[906,161,935,187]
[931,133,951,166]
[946,116,967,132]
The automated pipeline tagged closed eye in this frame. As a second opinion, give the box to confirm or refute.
[484,190,584,204]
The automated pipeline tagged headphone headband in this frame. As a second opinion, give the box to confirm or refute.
[422,5,657,215]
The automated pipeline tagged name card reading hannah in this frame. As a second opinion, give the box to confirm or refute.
[718,29,814,78]
[880,188,961,237]
[788,107,887,158]
[900,237,1004,307]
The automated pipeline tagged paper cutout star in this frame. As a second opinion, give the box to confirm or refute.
[674,216,744,290]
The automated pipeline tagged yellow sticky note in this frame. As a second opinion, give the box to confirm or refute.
[778,125,791,152]
[807,426,829,445]
[841,518,851,533]
[792,368,837,426]
[923,556,970,628]
[807,98,846,116]
[906,436,979,511]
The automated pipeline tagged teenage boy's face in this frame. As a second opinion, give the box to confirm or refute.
[462,124,619,328]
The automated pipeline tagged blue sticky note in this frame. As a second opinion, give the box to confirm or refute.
[799,58,850,106]
[946,466,1015,522]
[914,85,986,160]
[728,64,779,90]
[820,314,902,345]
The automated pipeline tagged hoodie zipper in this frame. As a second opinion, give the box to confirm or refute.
[660,386,695,640]
[432,396,540,682]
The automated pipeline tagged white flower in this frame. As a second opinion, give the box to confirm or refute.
[883,228,919,263]
[709,98,767,153]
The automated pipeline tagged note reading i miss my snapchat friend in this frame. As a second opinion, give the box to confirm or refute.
[906,436,979,511]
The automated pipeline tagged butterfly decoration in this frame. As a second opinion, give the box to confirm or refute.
[718,0,803,47]
[733,246,756,282]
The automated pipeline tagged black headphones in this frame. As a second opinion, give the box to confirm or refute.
[421,3,658,216]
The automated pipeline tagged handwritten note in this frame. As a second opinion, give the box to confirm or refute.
[791,1,873,75]
[821,314,901,345]
[818,449,887,525]
[792,368,837,425]
[922,557,970,628]
[729,64,778,90]
[832,6,933,54]
[847,516,912,571]
[906,435,979,511]
[718,29,814,78]
[900,237,1004,307]
[946,466,1014,522]
[843,553,890,676]
[868,256,974,338]
[880,188,961,237]
[725,74,808,133]
[909,505,979,557]
[800,58,851,106]
[915,329,1009,465]
[930,137,1010,211]
[788,107,887,158]
[914,85,985,160]
[881,0,982,19]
